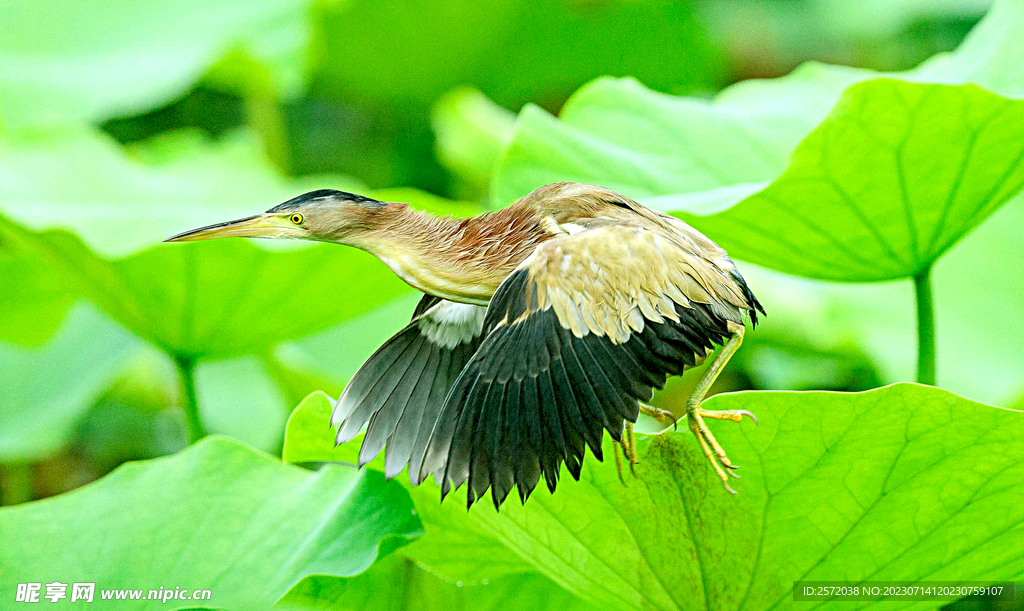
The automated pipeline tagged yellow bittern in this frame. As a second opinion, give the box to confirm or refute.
[167,183,763,509]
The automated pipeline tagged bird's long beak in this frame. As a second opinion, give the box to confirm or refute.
[164,214,296,243]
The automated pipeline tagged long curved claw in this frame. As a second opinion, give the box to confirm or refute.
[738,409,759,425]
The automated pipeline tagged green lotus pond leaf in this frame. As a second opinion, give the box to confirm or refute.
[284,385,1024,611]
[0,436,422,610]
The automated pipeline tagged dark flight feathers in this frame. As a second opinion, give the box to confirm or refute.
[330,294,485,483]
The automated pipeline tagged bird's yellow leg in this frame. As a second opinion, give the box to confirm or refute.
[684,323,757,493]
[614,421,639,485]
[614,438,625,485]
[625,421,638,473]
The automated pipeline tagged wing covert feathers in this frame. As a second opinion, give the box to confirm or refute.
[417,223,763,510]
[523,224,757,342]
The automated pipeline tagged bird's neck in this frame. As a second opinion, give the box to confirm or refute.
[347,203,548,305]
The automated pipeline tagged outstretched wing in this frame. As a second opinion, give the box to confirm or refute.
[416,223,762,509]
[331,294,487,482]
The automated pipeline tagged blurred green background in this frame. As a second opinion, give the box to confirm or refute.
[0,0,1015,505]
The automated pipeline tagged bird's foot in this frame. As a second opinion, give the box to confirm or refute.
[639,403,678,430]
[685,402,758,494]
[614,421,639,485]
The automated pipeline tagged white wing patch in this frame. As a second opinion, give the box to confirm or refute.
[418,300,487,349]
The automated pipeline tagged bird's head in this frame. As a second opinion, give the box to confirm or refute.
[164,189,387,245]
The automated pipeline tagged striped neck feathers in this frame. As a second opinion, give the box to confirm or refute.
[345,203,551,303]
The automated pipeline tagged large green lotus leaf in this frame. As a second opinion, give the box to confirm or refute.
[275,553,588,611]
[718,191,1024,406]
[660,79,1024,281]
[0,304,143,462]
[0,436,422,610]
[0,0,308,129]
[284,385,1024,611]
[0,129,480,356]
[495,80,1024,283]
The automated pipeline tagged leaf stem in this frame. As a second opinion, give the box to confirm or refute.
[913,266,936,386]
[175,356,207,443]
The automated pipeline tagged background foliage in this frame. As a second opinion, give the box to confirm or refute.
[0,0,1021,609]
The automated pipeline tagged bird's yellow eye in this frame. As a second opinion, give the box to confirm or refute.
[289,213,304,225]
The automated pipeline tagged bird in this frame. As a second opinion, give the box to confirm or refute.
[166,182,764,509]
